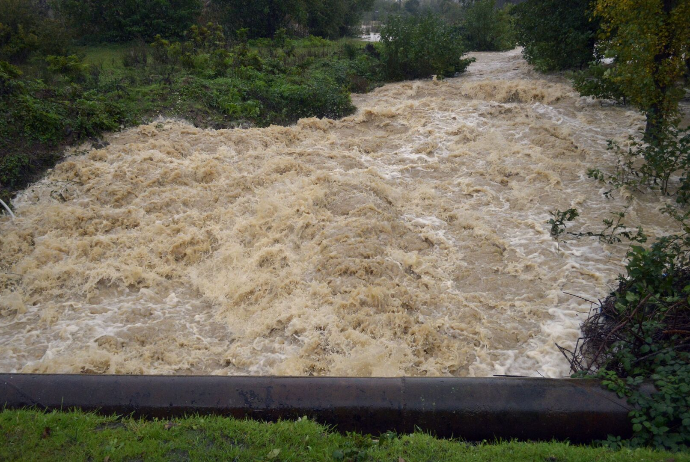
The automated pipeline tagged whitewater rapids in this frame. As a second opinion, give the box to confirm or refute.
[0,49,682,377]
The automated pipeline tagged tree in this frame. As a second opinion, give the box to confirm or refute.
[511,0,598,71]
[460,0,515,52]
[211,0,374,39]
[380,13,474,80]
[0,0,69,62]
[305,0,376,38]
[404,0,421,14]
[594,0,690,137]
[54,0,203,43]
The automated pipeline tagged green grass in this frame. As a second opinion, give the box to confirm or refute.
[1,409,688,461]
[75,43,132,69]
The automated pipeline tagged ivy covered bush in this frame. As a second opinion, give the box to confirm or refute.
[511,0,598,71]
[380,13,474,81]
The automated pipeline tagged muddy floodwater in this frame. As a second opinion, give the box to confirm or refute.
[0,49,683,377]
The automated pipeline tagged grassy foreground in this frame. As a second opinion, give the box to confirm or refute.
[1,410,688,461]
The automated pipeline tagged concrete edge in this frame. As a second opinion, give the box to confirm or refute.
[1,374,634,442]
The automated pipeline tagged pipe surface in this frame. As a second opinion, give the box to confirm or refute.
[1,374,634,442]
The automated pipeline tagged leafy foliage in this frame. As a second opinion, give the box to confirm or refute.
[53,0,203,43]
[593,0,690,136]
[460,0,516,52]
[0,0,70,63]
[554,207,690,451]
[587,123,690,203]
[511,0,598,71]
[208,0,375,39]
[547,208,646,248]
[380,13,474,81]
[572,63,627,105]
[559,138,690,450]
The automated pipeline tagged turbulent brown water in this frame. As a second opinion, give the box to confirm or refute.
[0,49,683,377]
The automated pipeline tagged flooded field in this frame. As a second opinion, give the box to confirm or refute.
[0,49,682,377]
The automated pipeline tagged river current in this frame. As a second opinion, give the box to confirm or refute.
[0,49,682,377]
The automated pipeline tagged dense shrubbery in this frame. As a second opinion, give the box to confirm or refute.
[53,0,203,43]
[459,0,515,52]
[0,0,70,63]
[380,14,473,81]
[511,0,598,71]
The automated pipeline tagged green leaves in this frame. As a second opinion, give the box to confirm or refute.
[593,0,689,134]
[380,13,473,81]
[53,0,203,43]
[512,0,598,71]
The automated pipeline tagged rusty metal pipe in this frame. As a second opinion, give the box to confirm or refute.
[0,374,634,442]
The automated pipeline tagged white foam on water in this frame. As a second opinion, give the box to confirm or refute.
[0,48,684,377]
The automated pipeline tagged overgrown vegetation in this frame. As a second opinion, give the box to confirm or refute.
[380,13,473,81]
[2,409,689,461]
[547,119,690,450]
[369,0,517,52]
[519,0,689,139]
[592,0,690,138]
[459,0,515,52]
[511,0,598,71]
[53,0,203,43]
[519,0,690,450]
[557,213,690,450]
[207,0,375,40]
[53,0,376,43]
[0,0,70,63]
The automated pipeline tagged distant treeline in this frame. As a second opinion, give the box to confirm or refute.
[39,0,376,43]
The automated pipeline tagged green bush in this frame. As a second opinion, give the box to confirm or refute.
[209,0,374,39]
[45,55,91,84]
[380,13,473,81]
[54,0,203,43]
[572,63,627,104]
[511,0,598,71]
[0,59,23,95]
[588,122,690,203]
[460,0,516,52]
[583,229,690,450]
[0,0,70,63]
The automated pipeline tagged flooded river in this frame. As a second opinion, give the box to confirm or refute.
[0,49,682,377]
